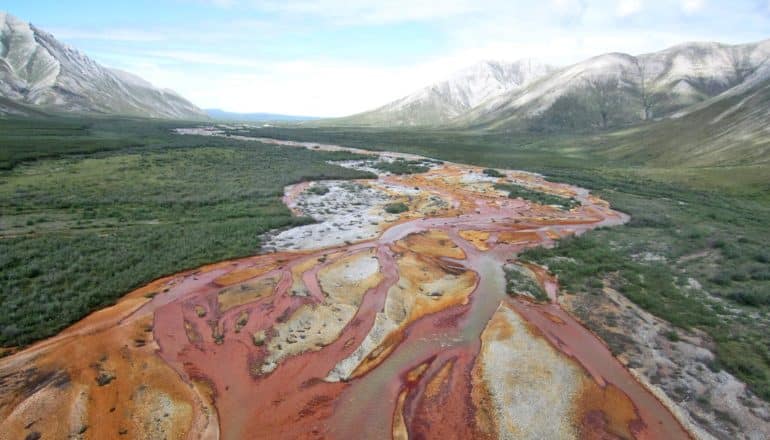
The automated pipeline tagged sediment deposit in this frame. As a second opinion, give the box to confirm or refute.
[0,130,698,439]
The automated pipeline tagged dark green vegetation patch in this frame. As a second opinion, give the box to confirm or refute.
[373,158,430,175]
[482,168,504,178]
[504,264,549,302]
[0,117,373,346]
[384,202,409,214]
[494,182,580,210]
[306,185,330,196]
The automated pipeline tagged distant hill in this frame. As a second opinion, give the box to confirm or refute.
[325,39,770,133]
[0,12,207,120]
[597,73,770,168]
[461,39,770,131]
[326,60,555,126]
[205,109,319,122]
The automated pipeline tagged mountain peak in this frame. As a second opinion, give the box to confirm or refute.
[331,58,555,126]
[0,12,207,120]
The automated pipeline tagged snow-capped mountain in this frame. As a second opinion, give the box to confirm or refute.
[331,59,555,126]
[0,12,207,119]
[460,39,770,130]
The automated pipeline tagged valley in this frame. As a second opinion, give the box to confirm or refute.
[0,132,692,439]
[1,127,768,439]
[1,7,770,439]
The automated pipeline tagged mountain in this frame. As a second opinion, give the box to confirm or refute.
[328,59,555,126]
[460,39,770,130]
[327,39,770,132]
[0,12,207,120]
[206,108,319,122]
[598,72,770,168]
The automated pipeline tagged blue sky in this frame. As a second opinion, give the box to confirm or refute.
[5,1,770,116]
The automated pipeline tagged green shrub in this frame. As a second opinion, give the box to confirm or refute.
[729,288,770,307]
[483,168,504,178]
[384,202,409,214]
[307,185,330,195]
[494,183,580,210]
[504,264,549,302]
[0,121,373,347]
[373,159,429,175]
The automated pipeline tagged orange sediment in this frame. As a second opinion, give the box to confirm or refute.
[0,139,692,440]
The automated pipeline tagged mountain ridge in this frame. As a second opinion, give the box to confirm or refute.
[324,59,555,126]
[0,12,207,120]
[322,38,770,132]
[454,38,770,130]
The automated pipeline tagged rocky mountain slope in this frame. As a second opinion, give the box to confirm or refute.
[597,74,770,168]
[329,39,770,132]
[330,59,554,126]
[463,39,770,130]
[0,12,207,120]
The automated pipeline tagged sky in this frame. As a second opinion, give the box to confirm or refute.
[5,1,770,116]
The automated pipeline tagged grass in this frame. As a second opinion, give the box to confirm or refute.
[0,117,373,346]
[307,185,330,195]
[495,182,580,210]
[384,202,409,214]
[0,116,205,170]
[372,158,430,175]
[504,264,549,302]
[223,125,770,198]
[482,168,504,177]
[519,177,770,400]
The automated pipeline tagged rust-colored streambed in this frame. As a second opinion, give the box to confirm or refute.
[0,134,693,439]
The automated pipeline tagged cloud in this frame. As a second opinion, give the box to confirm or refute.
[616,0,643,17]
[681,0,706,14]
[144,50,265,68]
[48,28,165,42]
[192,0,586,25]
[548,0,588,22]
[192,0,237,6]
[110,55,446,116]
[186,0,482,24]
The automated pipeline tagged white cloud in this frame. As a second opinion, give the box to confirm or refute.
[219,0,482,24]
[145,50,265,68]
[681,0,706,14]
[616,0,643,17]
[49,28,165,42]
[548,0,588,20]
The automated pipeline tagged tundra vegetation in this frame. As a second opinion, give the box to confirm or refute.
[494,182,580,210]
[0,117,372,346]
[384,202,409,214]
[482,168,504,177]
[372,158,430,175]
[504,265,549,302]
[307,184,330,195]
